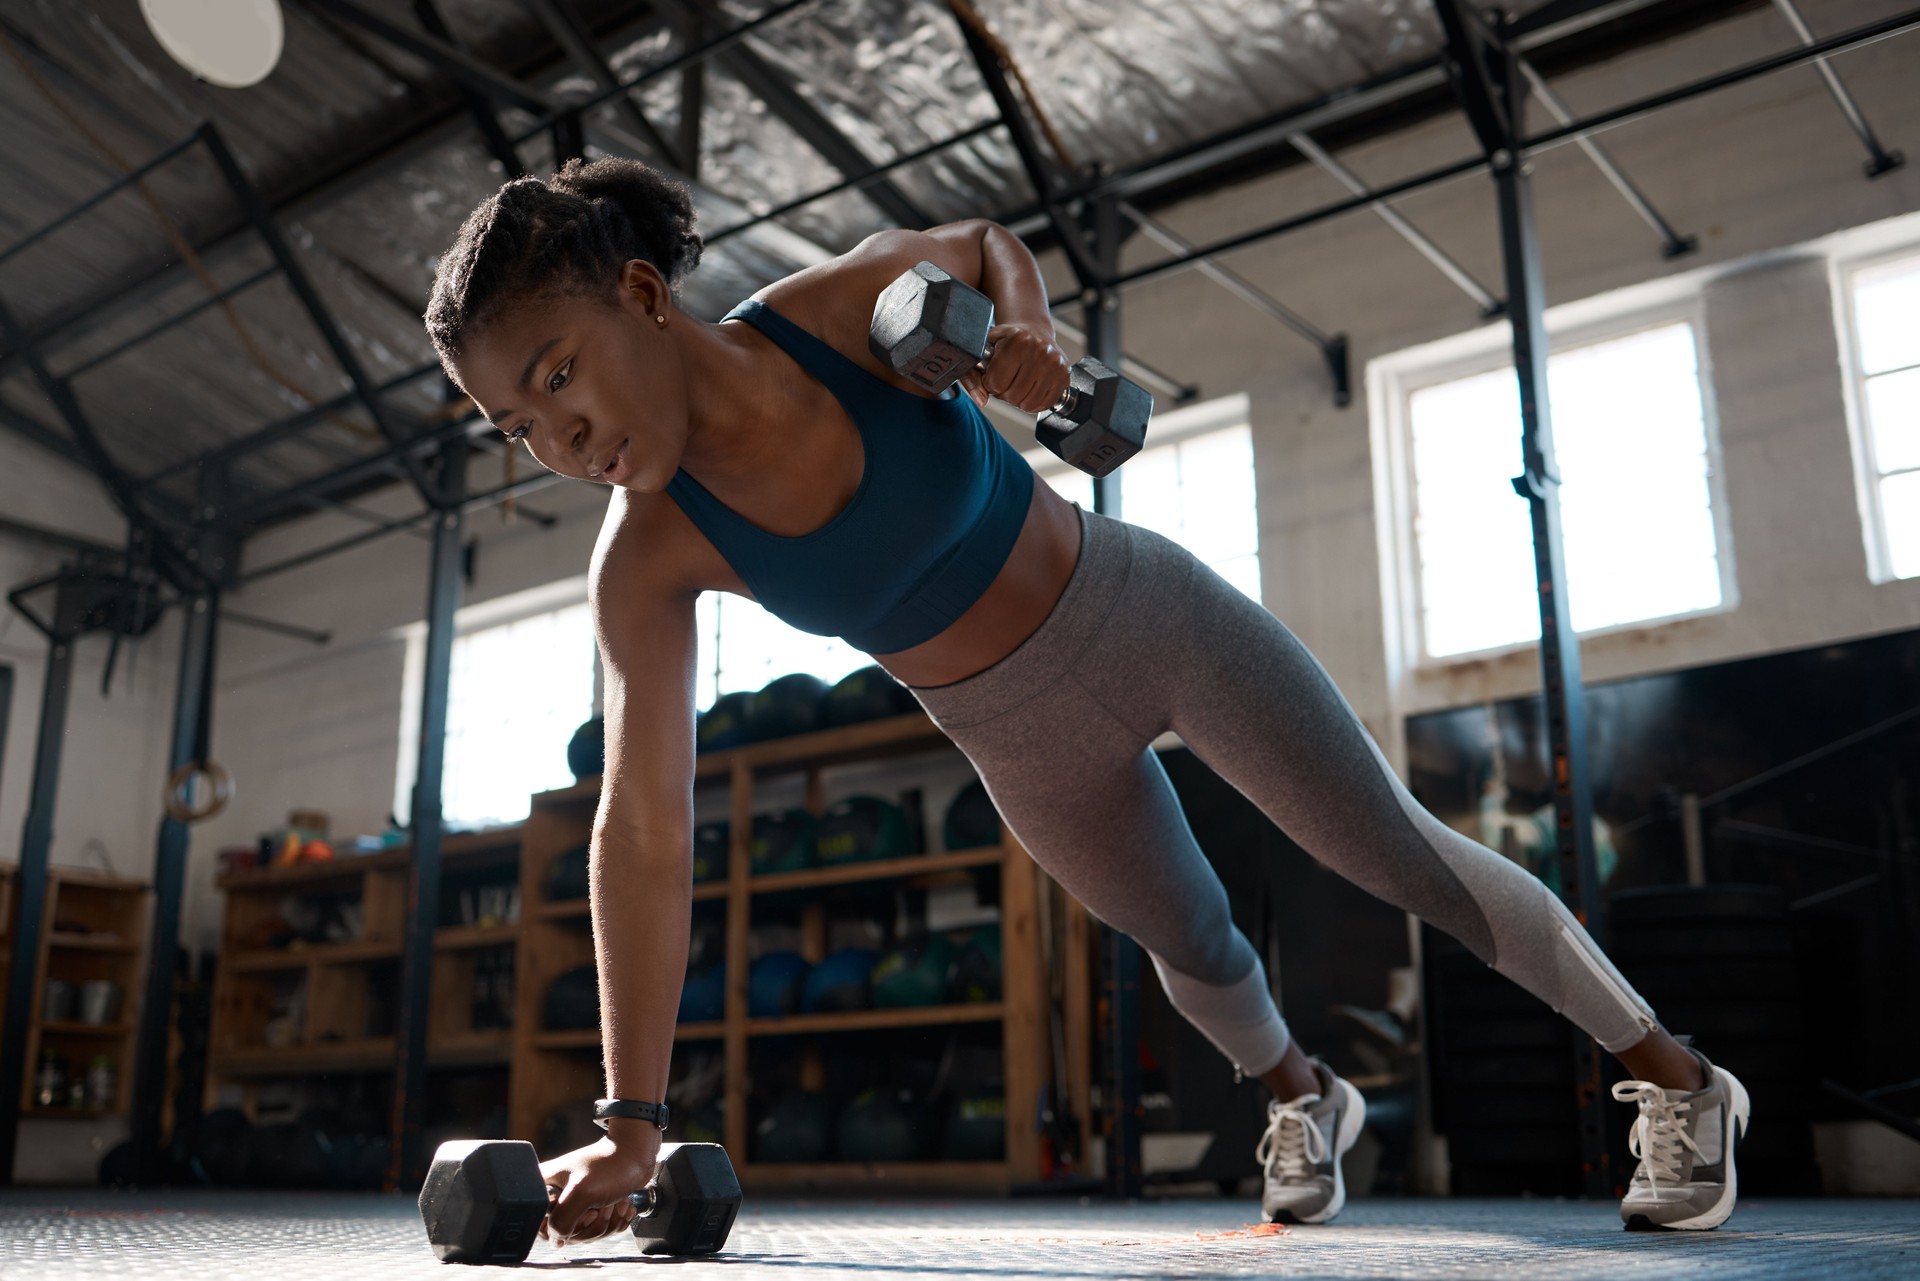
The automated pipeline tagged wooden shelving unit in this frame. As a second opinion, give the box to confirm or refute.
[206,826,524,1103]
[0,866,151,1119]
[508,711,1086,1193]
[204,711,1095,1192]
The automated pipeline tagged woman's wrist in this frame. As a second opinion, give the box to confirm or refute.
[601,1116,666,1153]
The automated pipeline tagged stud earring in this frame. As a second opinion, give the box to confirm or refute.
[655,314,666,326]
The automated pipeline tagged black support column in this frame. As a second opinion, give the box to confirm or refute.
[387,440,468,1189]
[1435,0,1614,1199]
[129,475,233,1183]
[1082,193,1142,1199]
[0,587,83,1183]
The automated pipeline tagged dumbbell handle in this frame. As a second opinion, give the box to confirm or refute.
[544,1184,662,1221]
[969,342,1081,419]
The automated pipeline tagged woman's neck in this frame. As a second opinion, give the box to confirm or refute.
[677,312,801,483]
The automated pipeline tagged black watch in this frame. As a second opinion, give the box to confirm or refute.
[592,1098,670,1132]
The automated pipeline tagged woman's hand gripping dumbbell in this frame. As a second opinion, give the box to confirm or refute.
[869,261,1154,478]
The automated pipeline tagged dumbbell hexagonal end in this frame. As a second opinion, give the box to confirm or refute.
[419,1139,550,1265]
[632,1142,742,1256]
[1036,359,1153,478]
[869,261,993,394]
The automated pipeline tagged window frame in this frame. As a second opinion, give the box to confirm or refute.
[1370,290,1735,670]
[1832,241,1920,585]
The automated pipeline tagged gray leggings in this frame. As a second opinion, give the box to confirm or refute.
[910,507,1658,1077]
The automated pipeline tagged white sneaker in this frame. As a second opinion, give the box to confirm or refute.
[1615,1047,1751,1231]
[1256,1057,1367,1224]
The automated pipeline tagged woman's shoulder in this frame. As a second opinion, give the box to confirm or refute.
[591,485,742,604]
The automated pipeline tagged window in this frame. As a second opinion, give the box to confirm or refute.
[396,585,596,829]
[1027,394,1262,602]
[692,592,868,709]
[1840,250,1920,581]
[1380,315,1727,661]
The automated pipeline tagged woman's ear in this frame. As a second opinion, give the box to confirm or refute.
[619,259,669,318]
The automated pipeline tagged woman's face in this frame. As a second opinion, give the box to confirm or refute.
[454,262,689,491]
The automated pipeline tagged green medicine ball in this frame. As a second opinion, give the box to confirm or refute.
[815,795,909,866]
[696,690,755,752]
[750,809,817,875]
[870,933,960,1009]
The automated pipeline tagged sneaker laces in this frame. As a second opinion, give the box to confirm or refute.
[1612,1080,1702,1187]
[1255,1096,1328,1183]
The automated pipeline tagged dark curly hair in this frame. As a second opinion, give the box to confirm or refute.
[425,156,703,368]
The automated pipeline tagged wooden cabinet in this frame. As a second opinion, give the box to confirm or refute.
[0,866,150,1120]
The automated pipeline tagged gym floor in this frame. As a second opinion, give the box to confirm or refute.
[3,1190,1916,1279]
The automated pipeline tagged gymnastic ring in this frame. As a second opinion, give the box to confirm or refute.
[164,760,234,824]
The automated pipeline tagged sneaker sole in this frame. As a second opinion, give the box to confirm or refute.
[1623,1066,1751,1233]
[1268,1078,1367,1226]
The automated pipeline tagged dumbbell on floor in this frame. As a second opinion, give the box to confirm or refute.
[870,260,1153,478]
[418,1138,740,1264]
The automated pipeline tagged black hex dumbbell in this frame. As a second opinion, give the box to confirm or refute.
[418,1138,740,1264]
[870,260,1153,478]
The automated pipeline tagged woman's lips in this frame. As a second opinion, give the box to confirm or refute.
[597,438,630,483]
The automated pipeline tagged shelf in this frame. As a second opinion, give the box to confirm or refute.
[530,1021,725,1052]
[23,1106,119,1121]
[214,825,524,891]
[430,1030,515,1066]
[531,713,950,813]
[209,1038,397,1077]
[38,1021,133,1038]
[225,939,403,972]
[435,924,519,950]
[748,1002,1004,1037]
[751,845,1005,895]
[47,931,138,953]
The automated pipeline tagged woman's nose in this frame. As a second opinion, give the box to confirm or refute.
[564,422,587,457]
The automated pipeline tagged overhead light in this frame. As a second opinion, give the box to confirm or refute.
[138,0,285,89]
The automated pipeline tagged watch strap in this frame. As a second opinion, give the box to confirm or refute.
[592,1098,670,1131]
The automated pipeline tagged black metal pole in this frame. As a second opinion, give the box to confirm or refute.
[0,590,81,1183]
[1081,193,1141,1199]
[387,440,468,1190]
[128,584,220,1182]
[1434,0,1615,1199]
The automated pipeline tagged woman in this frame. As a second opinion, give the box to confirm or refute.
[425,157,1748,1245]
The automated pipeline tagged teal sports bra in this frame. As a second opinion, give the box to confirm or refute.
[664,299,1035,653]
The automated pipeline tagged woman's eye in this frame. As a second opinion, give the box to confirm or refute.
[548,360,572,394]
[507,424,529,442]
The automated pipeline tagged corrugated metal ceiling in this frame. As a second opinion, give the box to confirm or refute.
[0,0,1548,520]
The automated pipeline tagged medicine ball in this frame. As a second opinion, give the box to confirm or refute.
[542,965,600,1031]
[696,690,754,752]
[692,821,730,883]
[816,795,909,866]
[836,1087,933,1162]
[750,809,817,875]
[566,716,605,779]
[822,664,918,727]
[801,947,879,1013]
[188,1107,254,1185]
[748,951,812,1018]
[943,779,1001,850]
[544,843,590,901]
[948,923,1002,1003]
[942,1094,1007,1161]
[746,672,829,741]
[678,965,725,1024]
[871,933,960,1009]
[753,1091,837,1163]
